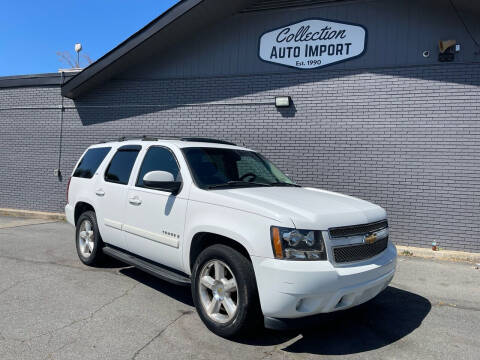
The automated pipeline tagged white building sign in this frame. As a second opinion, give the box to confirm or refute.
[259,19,367,69]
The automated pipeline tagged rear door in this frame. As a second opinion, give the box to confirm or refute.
[94,145,141,249]
[68,146,111,225]
[123,145,188,271]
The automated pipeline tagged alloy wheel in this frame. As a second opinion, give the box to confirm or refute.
[198,259,238,323]
[78,219,95,258]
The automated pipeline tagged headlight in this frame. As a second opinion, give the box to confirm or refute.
[270,226,327,260]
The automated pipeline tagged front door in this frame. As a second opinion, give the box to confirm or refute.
[123,145,187,271]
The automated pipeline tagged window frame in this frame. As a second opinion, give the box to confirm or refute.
[104,145,142,186]
[134,145,182,191]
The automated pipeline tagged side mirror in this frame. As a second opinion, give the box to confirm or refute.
[143,171,181,194]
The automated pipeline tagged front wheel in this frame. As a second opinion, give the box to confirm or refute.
[191,244,262,338]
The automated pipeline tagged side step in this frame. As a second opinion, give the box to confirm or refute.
[103,246,191,286]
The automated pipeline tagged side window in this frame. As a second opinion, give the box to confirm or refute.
[73,147,111,179]
[136,146,180,188]
[105,145,141,185]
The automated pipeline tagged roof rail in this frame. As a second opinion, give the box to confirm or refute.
[180,137,237,146]
[97,135,174,143]
[97,135,236,146]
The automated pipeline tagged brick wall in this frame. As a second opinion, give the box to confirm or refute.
[0,86,64,211]
[0,63,479,251]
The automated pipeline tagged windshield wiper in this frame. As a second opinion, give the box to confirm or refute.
[269,182,301,187]
[207,181,272,189]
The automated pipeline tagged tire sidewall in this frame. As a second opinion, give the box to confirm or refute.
[75,211,103,266]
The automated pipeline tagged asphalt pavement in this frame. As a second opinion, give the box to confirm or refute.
[0,216,478,360]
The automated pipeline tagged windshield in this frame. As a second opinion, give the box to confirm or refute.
[182,147,297,189]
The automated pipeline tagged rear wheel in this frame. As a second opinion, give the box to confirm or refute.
[75,211,104,266]
[192,244,261,338]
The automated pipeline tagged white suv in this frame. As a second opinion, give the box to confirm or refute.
[65,136,396,337]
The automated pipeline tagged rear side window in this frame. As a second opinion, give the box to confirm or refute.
[73,147,111,179]
[136,146,180,188]
[105,145,141,185]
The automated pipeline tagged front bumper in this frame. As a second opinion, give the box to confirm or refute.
[251,241,397,319]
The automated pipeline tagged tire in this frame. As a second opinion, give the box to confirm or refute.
[191,244,262,338]
[75,210,105,266]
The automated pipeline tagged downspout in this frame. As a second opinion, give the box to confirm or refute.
[56,71,65,180]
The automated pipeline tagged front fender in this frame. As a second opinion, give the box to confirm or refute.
[182,200,294,273]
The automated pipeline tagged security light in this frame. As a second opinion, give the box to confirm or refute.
[275,96,291,108]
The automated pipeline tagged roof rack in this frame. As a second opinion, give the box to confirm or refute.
[180,137,236,146]
[97,135,161,143]
[98,135,236,146]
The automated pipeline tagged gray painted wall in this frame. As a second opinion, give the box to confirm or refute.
[1,63,479,252]
[0,0,479,252]
[122,0,480,80]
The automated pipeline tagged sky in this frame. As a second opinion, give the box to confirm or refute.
[0,0,180,76]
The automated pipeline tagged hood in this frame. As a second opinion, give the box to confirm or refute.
[190,186,387,229]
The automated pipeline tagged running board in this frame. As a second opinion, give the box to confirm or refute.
[102,246,191,286]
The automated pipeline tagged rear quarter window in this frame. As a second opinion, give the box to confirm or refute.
[73,147,111,179]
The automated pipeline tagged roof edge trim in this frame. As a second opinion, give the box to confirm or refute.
[0,73,75,89]
[61,0,203,99]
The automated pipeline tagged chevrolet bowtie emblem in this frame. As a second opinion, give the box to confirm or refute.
[364,233,377,244]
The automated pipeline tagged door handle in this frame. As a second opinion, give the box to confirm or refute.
[95,189,105,196]
[128,196,142,205]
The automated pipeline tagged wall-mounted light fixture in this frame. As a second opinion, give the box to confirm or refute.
[439,40,456,54]
[438,40,457,62]
[275,96,291,108]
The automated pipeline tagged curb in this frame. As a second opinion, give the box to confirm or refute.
[396,245,480,263]
[1,208,478,263]
[0,208,65,221]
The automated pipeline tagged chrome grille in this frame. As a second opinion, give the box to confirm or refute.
[329,220,388,239]
[333,237,388,263]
